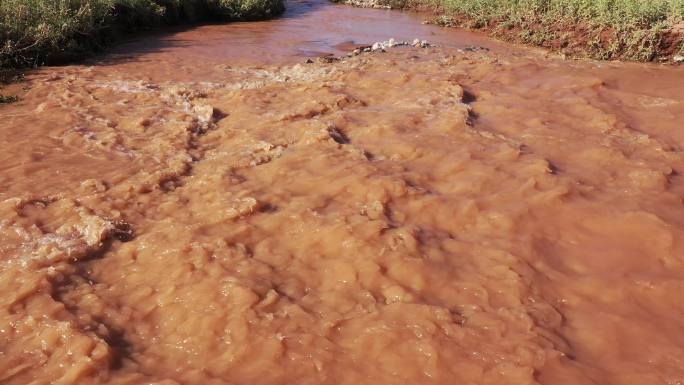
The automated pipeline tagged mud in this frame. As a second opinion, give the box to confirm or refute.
[2,1,684,384]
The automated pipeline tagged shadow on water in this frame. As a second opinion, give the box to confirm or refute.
[89,0,336,66]
[277,0,333,19]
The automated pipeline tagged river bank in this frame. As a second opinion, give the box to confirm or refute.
[3,0,684,71]
[334,0,684,62]
[0,0,285,69]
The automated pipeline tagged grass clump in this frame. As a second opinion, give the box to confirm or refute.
[0,0,284,68]
[384,0,684,61]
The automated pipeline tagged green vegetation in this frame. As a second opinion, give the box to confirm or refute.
[428,0,684,28]
[0,0,285,68]
[371,0,684,61]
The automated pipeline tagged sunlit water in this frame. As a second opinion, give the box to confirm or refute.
[2,1,684,384]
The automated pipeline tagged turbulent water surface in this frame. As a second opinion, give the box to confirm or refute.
[2,1,684,384]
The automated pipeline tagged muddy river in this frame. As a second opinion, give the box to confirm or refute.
[2,0,684,384]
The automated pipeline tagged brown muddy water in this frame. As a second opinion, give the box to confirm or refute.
[2,0,684,384]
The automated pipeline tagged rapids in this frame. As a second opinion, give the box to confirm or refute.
[2,1,684,384]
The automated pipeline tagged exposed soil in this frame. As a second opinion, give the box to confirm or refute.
[430,13,684,62]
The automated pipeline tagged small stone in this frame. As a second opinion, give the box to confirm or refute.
[372,42,382,51]
[412,38,420,47]
[674,55,684,63]
[305,58,314,64]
